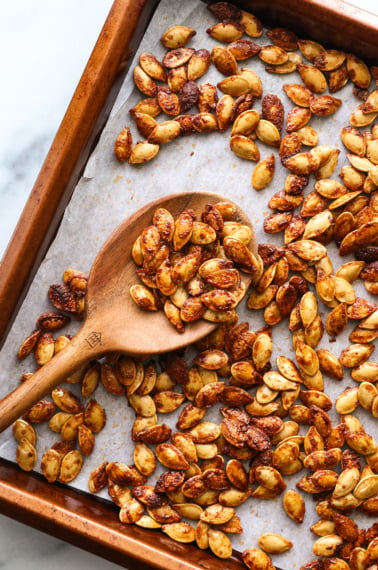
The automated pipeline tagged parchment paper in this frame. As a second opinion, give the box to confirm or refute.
[0,1,376,567]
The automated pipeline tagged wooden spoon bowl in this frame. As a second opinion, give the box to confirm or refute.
[0,191,256,433]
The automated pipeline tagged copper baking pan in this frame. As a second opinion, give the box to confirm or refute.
[1,1,377,568]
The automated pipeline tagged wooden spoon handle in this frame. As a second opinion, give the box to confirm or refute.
[0,324,104,433]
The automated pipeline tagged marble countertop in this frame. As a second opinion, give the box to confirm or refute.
[0,0,377,568]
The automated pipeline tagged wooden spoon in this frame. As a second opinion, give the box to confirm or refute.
[0,191,256,433]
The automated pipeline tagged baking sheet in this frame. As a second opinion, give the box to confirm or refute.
[0,0,376,567]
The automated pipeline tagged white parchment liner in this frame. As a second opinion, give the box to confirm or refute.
[0,1,376,567]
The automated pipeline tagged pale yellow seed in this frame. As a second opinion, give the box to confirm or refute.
[258,532,293,554]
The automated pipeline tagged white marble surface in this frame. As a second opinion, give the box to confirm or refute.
[0,0,114,259]
[0,0,377,569]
